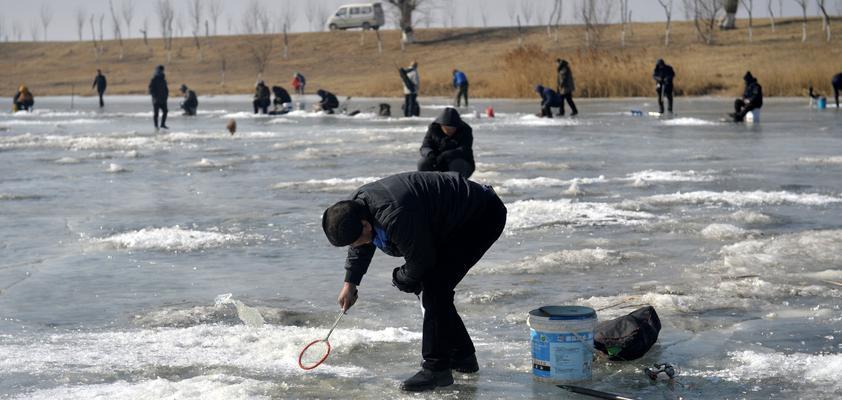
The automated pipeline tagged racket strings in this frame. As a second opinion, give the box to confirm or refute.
[299,339,331,370]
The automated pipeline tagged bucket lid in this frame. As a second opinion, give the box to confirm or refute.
[529,306,596,320]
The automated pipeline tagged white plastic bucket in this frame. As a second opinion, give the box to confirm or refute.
[746,109,760,123]
[527,306,597,383]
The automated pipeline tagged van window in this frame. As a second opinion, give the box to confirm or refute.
[362,7,372,13]
[336,8,347,17]
[350,7,360,15]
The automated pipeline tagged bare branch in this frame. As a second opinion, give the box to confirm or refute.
[76,7,87,42]
[208,0,222,36]
[39,3,52,41]
[121,0,135,39]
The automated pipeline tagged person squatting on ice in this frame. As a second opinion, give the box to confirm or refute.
[731,71,763,122]
[179,84,198,116]
[417,107,475,178]
[322,171,507,392]
[148,65,169,130]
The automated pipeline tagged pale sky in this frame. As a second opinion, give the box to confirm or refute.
[0,0,832,42]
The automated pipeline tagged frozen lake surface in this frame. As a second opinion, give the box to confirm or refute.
[1,96,841,399]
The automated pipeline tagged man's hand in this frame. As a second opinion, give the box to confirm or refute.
[337,282,358,312]
[392,266,423,295]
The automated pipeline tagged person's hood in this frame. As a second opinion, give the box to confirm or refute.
[535,85,545,94]
[743,71,756,83]
[180,84,188,92]
[656,59,665,67]
[317,89,326,97]
[154,65,165,76]
[434,107,462,127]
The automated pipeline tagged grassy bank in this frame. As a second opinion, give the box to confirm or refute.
[2,17,840,99]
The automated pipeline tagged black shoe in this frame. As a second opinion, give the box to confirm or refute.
[451,354,479,374]
[160,125,169,130]
[570,111,578,117]
[400,368,453,392]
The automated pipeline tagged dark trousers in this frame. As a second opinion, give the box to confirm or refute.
[834,86,840,108]
[417,155,475,178]
[253,99,269,114]
[560,93,578,115]
[657,84,673,113]
[540,104,560,118]
[153,102,168,128]
[733,99,759,122]
[97,91,105,107]
[14,101,33,112]
[455,85,469,107]
[421,192,507,371]
[404,93,419,117]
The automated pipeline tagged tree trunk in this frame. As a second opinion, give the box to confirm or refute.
[721,0,738,30]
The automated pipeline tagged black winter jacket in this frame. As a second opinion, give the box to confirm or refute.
[319,91,339,109]
[343,172,494,286]
[653,64,675,86]
[148,72,169,104]
[743,79,763,108]
[420,110,474,169]
[93,75,107,92]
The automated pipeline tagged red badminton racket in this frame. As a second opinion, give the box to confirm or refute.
[298,309,345,370]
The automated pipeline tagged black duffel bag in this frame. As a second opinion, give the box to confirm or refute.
[594,306,661,361]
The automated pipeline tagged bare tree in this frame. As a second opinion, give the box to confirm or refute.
[29,20,39,42]
[13,21,23,42]
[76,7,87,41]
[121,0,135,39]
[520,0,535,25]
[89,14,99,59]
[547,0,564,41]
[721,0,738,29]
[506,0,518,25]
[209,0,222,35]
[108,0,125,59]
[657,0,674,46]
[140,17,149,47]
[188,0,204,59]
[740,0,754,41]
[279,1,295,34]
[620,0,630,47]
[767,0,776,31]
[793,0,808,42]
[157,0,175,62]
[240,0,261,34]
[305,1,318,31]
[315,4,330,32]
[39,3,52,41]
[683,0,722,45]
[0,15,5,42]
[480,6,488,27]
[385,0,433,43]
[577,0,614,48]
[176,12,184,37]
[816,0,832,42]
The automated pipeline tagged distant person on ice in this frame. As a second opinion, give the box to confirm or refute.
[253,81,271,114]
[179,84,198,116]
[316,89,339,114]
[92,69,107,108]
[535,84,563,118]
[417,107,475,178]
[270,86,293,115]
[833,72,842,108]
[730,71,763,122]
[653,59,675,114]
[12,85,34,112]
[400,61,420,117]
[148,65,169,130]
[452,69,469,108]
[322,171,507,392]
[556,59,578,116]
[291,72,306,96]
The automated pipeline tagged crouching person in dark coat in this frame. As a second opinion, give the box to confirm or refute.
[417,107,475,178]
[322,171,507,392]
[179,84,199,116]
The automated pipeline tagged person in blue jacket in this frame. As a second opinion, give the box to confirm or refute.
[535,85,562,118]
[452,69,469,108]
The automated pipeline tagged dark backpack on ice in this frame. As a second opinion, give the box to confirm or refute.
[379,103,391,117]
[594,306,661,361]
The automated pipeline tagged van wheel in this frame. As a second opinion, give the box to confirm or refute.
[329,24,338,31]
[362,22,371,30]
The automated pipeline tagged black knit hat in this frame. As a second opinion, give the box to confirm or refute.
[434,107,462,127]
[322,200,367,246]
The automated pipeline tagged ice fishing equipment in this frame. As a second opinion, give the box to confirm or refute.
[746,109,759,123]
[556,384,635,400]
[486,106,495,118]
[298,309,345,370]
[644,363,676,381]
[594,306,660,361]
[817,97,827,109]
[528,306,597,383]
